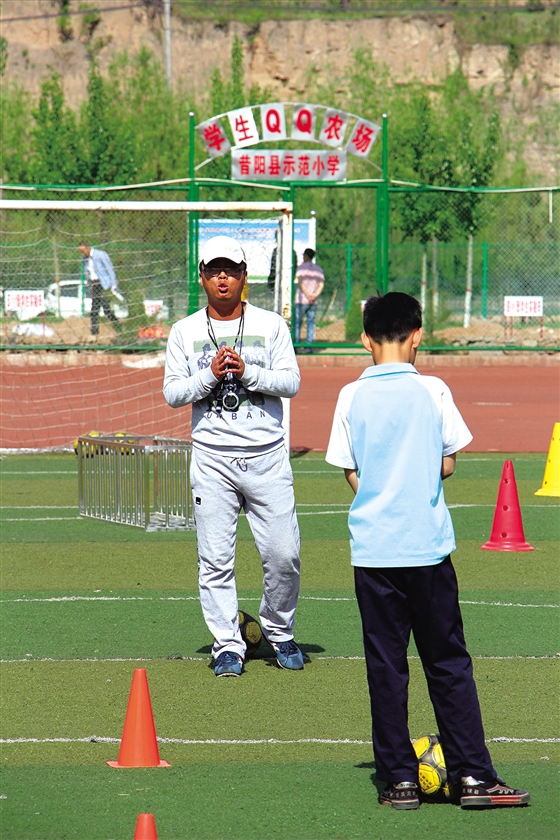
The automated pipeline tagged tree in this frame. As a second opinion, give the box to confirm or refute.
[0,37,7,77]
[82,63,138,184]
[313,54,503,245]
[230,36,245,111]
[208,35,246,116]
[31,73,89,184]
[389,71,502,245]
[0,82,34,183]
[392,88,457,244]
[104,47,191,183]
[446,79,501,236]
[203,36,249,185]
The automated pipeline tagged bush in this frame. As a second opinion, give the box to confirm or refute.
[345,287,364,342]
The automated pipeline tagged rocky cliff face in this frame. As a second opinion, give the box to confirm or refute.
[3,0,558,179]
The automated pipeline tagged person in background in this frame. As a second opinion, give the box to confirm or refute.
[267,242,297,300]
[294,248,324,349]
[78,242,121,338]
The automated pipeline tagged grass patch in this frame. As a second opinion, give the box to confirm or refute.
[1,763,557,840]
[0,453,558,839]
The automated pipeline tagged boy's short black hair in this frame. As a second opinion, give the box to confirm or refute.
[303,248,315,260]
[363,292,422,343]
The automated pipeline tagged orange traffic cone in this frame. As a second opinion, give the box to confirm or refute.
[535,422,560,497]
[133,813,158,840]
[481,460,534,552]
[107,669,170,768]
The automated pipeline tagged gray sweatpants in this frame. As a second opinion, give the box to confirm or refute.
[191,444,301,659]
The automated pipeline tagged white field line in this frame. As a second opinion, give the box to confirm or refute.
[2,503,557,523]
[0,504,349,510]
[1,654,558,664]
[0,471,77,475]
[291,470,340,474]
[294,503,559,509]
[1,517,80,521]
[452,457,545,462]
[295,505,511,515]
[0,736,557,746]
[291,459,545,471]
[459,600,559,608]
[0,459,544,477]
[7,503,558,509]
[1,595,557,608]
[313,654,560,660]
[0,595,202,603]
[0,457,544,475]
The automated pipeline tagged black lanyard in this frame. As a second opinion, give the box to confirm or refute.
[205,303,246,357]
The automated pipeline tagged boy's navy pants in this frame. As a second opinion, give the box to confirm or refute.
[354,557,496,785]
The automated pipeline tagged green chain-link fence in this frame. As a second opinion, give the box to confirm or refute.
[1,185,558,350]
[0,203,284,347]
[295,185,559,350]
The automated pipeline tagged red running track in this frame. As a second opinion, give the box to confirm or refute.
[2,362,190,449]
[292,362,558,453]
[1,356,558,451]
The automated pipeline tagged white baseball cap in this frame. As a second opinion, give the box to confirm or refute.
[199,235,247,268]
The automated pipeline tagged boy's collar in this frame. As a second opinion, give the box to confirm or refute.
[359,362,418,378]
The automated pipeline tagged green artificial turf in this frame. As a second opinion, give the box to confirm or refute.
[1,763,557,840]
[1,452,558,840]
[2,659,558,759]
[1,589,558,660]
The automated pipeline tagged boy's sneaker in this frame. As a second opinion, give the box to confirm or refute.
[273,640,304,670]
[214,651,243,677]
[379,781,420,810]
[460,776,530,808]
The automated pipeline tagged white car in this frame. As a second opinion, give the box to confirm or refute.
[44,281,168,320]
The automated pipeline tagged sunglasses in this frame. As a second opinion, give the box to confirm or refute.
[202,265,245,279]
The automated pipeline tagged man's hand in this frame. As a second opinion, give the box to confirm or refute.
[210,346,246,380]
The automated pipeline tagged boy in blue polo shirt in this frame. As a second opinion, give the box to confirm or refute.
[326,292,529,811]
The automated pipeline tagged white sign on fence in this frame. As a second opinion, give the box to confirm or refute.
[503,296,544,316]
[4,289,45,320]
[199,103,381,164]
[198,217,316,281]
[231,149,347,182]
[143,300,164,317]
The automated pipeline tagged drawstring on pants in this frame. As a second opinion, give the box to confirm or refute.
[232,457,248,472]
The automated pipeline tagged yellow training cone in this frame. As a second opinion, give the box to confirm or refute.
[535,422,560,497]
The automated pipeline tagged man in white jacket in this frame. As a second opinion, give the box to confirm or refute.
[78,242,121,337]
[163,235,304,676]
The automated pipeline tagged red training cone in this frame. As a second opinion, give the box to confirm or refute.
[481,460,534,552]
[107,668,170,768]
[133,813,158,840]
